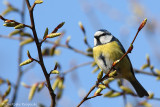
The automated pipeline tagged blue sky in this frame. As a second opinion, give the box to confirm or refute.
[0,0,160,107]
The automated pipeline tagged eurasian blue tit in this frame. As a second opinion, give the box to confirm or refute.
[93,29,149,97]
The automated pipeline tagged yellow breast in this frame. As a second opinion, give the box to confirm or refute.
[93,41,133,79]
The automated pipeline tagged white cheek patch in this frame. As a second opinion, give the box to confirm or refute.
[94,38,97,46]
[99,35,112,44]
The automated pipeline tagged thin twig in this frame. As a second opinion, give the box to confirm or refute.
[0,35,89,57]
[0,15,31,29]
[0,35,25,40]
[30,3,36,11]
[134,69,159,76]
[63,61,93,75]
[11,0,26,105]
[25,0,56,106]
[77,85,96,107]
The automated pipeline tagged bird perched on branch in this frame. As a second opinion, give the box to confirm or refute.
[93,29,149,97]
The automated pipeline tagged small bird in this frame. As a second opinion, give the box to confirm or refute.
[93,29,149,97]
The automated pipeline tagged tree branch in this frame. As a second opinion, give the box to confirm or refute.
[0,35,89,57]
[77,85,96,107]
[25,0,56,106]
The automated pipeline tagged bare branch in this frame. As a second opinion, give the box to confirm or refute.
[25,0,56,106]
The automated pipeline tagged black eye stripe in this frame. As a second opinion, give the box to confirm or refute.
[94,34,105,39]
[94,32,111,39]
[99,33,107,36]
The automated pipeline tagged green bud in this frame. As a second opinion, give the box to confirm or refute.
[108,92,121,97]
[2,7,12,16]
[28,83,38,101]
[58,79,64,89]
[92,66,99,73]
[103,78,114,85]
[49,47,55,56]
[20,32,32,37]
[53,50,60,55]
[148,93,154,99]
[3,22,16,27]
[141,64,149,70]
[57,89,63,100]
[3,80,11,98]
[20,38,34,46]
[0,99,9,107]
[54,62,59,70]
[43,27,48,39]
[9,30,20,37]
[155,69,160,75]
[117,79,122,86]
[0,79,4,85]
[112,60,120,66]
[46,33,61,38]
[52,22,65,33]
[2,6,17,16]
[50,70,59,74]
[42,48,50,56]
[14,24,25,29]
[91,62,96,67]
[52,78,60,90]
[108,70,117,77]
[156,76,160,80]
[19,58,33,66]
[146,54,150,65]
[58,22,65,28]
[140,101,152,107]
[3,85,11,98]
[78,21,85,34]
[94,88,103,96]
[35,0,43,4]
[97,70,103,80]
[103,90,114,97]
[120,86,134,94]
[86,48,93,52]
[98,84,106,89]
[37,82,44,92]
[84,36,88,44]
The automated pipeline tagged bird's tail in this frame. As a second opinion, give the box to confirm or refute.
[129,78,149,97]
